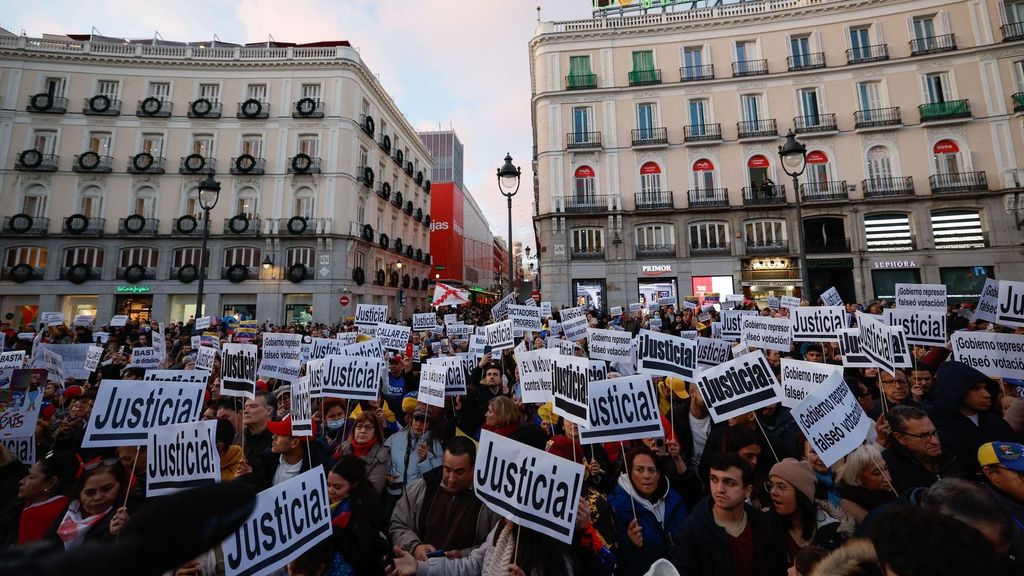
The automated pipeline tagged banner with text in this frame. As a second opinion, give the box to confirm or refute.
[551,354,590,427]
[740,316,794,352]
[579,375,664,445]
[83,379,205,448]
[792,372,871,467]
[780,358,844,409]
[694,352,782,423]
[221,343,258,399]
[147,420,220,497]
[637,329,697,380]
[257,333,303,382]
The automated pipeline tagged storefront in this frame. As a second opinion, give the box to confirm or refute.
[807,258,855,305]
[691,275,734,306]
[284,294,313,325]
[741,257,801,301]
[572,278,605,312]
[169,294,200,323]
[871,261,921,300]
[940,266,994,304]
[638,264,677,308]
[115,293,152,323]
[223,295,257,321]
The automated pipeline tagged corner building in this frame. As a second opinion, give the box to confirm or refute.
[530,0,1024,312]
[0,31,433,326]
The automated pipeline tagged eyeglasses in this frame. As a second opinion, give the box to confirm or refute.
[897,429,940,440]
[84,457,119,472]
[354,423,374,431]
[764,481,792,493]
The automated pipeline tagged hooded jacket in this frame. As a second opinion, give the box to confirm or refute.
[930,361,1020,473]
[671,496,786,576]
[607,473,688,576]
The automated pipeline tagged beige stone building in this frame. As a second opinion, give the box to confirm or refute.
[530,0,1024,311]
[0,31,434,326]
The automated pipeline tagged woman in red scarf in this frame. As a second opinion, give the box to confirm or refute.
[44,458,130,549]
[481,396,521,438]
[335,412,390,496]
[16,452,78,544]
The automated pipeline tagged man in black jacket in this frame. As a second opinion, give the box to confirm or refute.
[882,405,967,492]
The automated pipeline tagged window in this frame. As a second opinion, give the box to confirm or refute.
[804,217,846,251]
[286,247,314,267]
[745,220,786,246]
[924,72,951,104]
[173,247,209,267]
[148,82,171,101]
[294,188,314,218]
[298,135,319,156]
[1009,1,1024,23]
[568,55,594,88]
[931,210,985,249]
[798,88,821,120]
[191,134,214,156]
[246,84,268,101]
[32,130,57,155]
[864,213,913,251]
[241,135,263,158]
[357,198,366,225]
[21,184,47,218]
[740,94,762,122]
[571,228,604,252]
[912,15,936,41]
[849,26,872,59]
[64,247,103,268]
[43,77,66,98]
[735,40,757,73]
[236,188,258,217]
[361,99,370,118]
[80,186,103,218]
[141,133,164,156]
[689,222,728,248]
[354,252,366,271]
[688,98,709,131]
[857,81,883,111]
[359,147,369,170]
[790,34,812,67]
[636,224,674,247]
[379,119,388,139]
[301,84,321,100]
[866,145,895,183]
[120,247,157,268]
[574,166,596,204]
[572,106,592,136]
[805,151,831,189]
[6,246,47,269]
[631,50,655,72]
[198,83,220,101]
[133,187,157,219]
[637,103,656,133]
[184,189,200,218]
[932,139,963,174]
[223,247,260,268]
[692,159,716,191]
[96,80,119,99]
[683,46,704,70]
[640,162,662,196]
[87,131,111,155]
[747,155,772,188]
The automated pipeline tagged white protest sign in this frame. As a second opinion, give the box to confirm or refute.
[376,323,411,351]
[491,292,516,321]
[780,358,843,409]
[222,467,331,576]
[290,375,313,437]
[94,331,110,344]
[974,278,999,324]
[856,312,897,376]
[80,345,102,373]
[194,316,211,330]
[636,329,697,380]
[0,351,25,377]
[435,356,468,396]
[147,420,220,497]
[790,307,846,342]
[891,329,912,369]
[443,313,457,326]
[334,332,357,346]
[143,370,210,385]
[578,375,663,445]
[30,348,64,384]
[792,372,872,467]
[696,337,732,369]
[610,306,623,317]
[320,355,385,400]
[587,327,632,363]
[682,300,697,310]
[820,287,844,307]
[413,313,439,332]
[780,296,802,308]
[474,429,584,544]
[694,351,782,423]
[340,339,382,359]
[628,303,642,313]
[659,296,677,307]
[1,435,34,465]
[541,302,552,317]
[221,343,258,399]
[551,354,590,427]
[485,319,515,352]
[194,344,219,371]
[740,316,793,352]
[508,304,542,336]
[131,346,162,369]
[720,309,757,341]
[447,324,473,341]
[257,333,303,382]
[895,283,947,312]
[0,369,42,439]
[883,309,946,347]
[837,328,873,368]
[588,359,608,382]
[951,331,1024,380]
[996,280,1024,328]
[354,304,388,328]
[110,315,129,327]
[561,306,585,321]
[309,337,346,360]
[41,312,64,326]
[517,348,557,404]
[418,364,447,408]
[766,297,780,310]
[561,315,589,342]
[469,335,487,358]
[83,379,205,447]
[36,343,93,380]
[72,314,94,327]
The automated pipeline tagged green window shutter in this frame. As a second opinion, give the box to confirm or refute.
[569,56,590,76]
[632,50,654,72]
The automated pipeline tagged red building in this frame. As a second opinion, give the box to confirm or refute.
[429,182,465,282]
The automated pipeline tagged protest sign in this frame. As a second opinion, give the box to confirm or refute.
[856,312,897,376]
[628,303,642,313]
[0,369,43,438]
[40,312,64,326]
[659,296,677,307]
[320,355,386,400]
[541,302,552,317]
[548,338,576,356]
[836,328,873,368]
[637,330,697,380]
[147,420,220,497]
[682,300,697,310]
[131,346,162,369]
[517,348,557,404]
[376,324,411,351]
[766,297,780,310]
[340,339,382,359]
[587,328,632,363]
[194,316,211,330]
[72,314,94,327]
[780,358,843,409]
[221,343,258,399]
[551,354,590,426]
[109,314,128,327]
[740,316,793,352]
[792,372,872,467]
[883,309,946,347]
[578,375,663,445]
[610,306,623,317]
[790,307,845,342]
[290,375,313,437]
[974,278,999,324]
[523,298,537,307]
[474,429,584,544]
[996,279,1024,328]
[310,337,347,360]
[561,306,585,321]
[201,331,221,349]
[1,435,34,465]
[257,333,303,382]
[83,346,103,373]
[694,352,782,423]
[820,287,844,307]
[649,316,662,330]
[0,351,25,378]
[418,364,447,408]
[485,319,515,352]
[720,309,756,341]
[222,467,331,576]
[143,370,210,384]
[456,352,476,380]
[491,292,516,321]
[37,343,92,380]
[334,332,357,345]
[469,335,487,358]
[561,315,589,342]
[697,337,732,369]
[679,330,698,341]
[509,304,542,336]
[895,283,947,312]
[951,331,1024,380]
[354,304,387,328]
[447,324,473,341]
[83,379,205,448]
[413,313,438,332]
[443,313,457,326]
[891,329,912,369]
[780,296,802,308]
[94,331,110,344]
[589,359,608,382]
[195,346,218,372]
[31,347,64,384]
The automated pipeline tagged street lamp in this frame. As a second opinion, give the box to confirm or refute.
[262,254,273,270]
[778,130,811,301]
[195,171,220,320]
[497,153,521,295]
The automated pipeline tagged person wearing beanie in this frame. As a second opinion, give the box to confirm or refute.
[767,458,851,565]
[930,361,1021,474]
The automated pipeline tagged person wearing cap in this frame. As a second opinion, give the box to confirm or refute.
[766,458,851,565]
[979,442,1024,531]
[273,384,291,420]
[260,414,319,488]
[384,401,443,516]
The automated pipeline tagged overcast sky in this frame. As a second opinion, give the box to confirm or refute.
[2,0,594,249]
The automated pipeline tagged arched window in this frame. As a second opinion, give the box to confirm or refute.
[119,247,158,268]
[183,188,201,218]
[744,219,787,247]
[804,150,831,195]
[689,221,728,252]
[223,246,261,270]
[5,246,47,272]
[21,184,48,218]
[133,186,157,218]
[63,247,103,268]
[294,187,314,219]
[286,247,315,267]
[79,185,104,218]
[574,166,596,207]
[692,159,716,191]
[932,139,962,174]
[172,247,209,268]
[236,187,258,218]
[639,161,662,196]
[866,145,894,184]
[747,155,771,188]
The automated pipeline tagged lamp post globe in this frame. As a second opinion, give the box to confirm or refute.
[496,153,521,295]
[778,130,811,302]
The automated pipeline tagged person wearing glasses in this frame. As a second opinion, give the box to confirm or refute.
[44,458,130,549]
[765,458,851,567]
[335,411,390,496]
[881,405,967,493]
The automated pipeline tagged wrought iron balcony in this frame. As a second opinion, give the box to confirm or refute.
[636,244,676,258]
[26,94,68,114]
[805,239,852,254]
[745,240,789,255]
[15,151,58,171]
[737,119,777,139]
[565,73,597,90]
[119,217,159,235]
[854,107,901,129]
[683,123,722,143]
[116,266,156,281]
[288,155,321,175]
[635,191,674,210]
[628,69,662,86]
[72,153,113,173]
[2,266,44,281]
[564,194,610,213]
[862,177,914,198]
[632,127,668,146]
[83,96,121,116]
[793,113,837,134]
[224,216,262,235]
[742,184,787,206]
[230,156,266,175]
[64,216,105,235]
[570,248,606,260]
[60,266,101,281]
[688,188,729,209]
[136,98,172,117]
[3,215,49,235]
[787,52,825,71]
[929,172,988,194]
[846,44,889,64]
[732,59,768,77]
[566,131,602,149]
[127,154,165,174]
[919,100,971,122]
[236,99,270,119]
[275,217,322,235]
[292,98,325,118]
[690,243,731,256]
[187,99,222,118]
[179,155,216,175]
[1002,22,1024,42]
[910,34,956,56]
[1012,92,1024,113]
[800,180,849,202]
[680,64,714,81]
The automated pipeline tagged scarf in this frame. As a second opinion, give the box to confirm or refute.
[351,435,377,459]
[482,524,516,576]
[330,497,353,529]
[482,422,520,438]
[56,501,109,550]
[816,471,842,507]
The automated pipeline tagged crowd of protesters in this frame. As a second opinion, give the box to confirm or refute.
[0,293,1022,576]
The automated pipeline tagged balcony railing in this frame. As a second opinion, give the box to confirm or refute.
[688,188,729,208]
[919,100,971,122]
[793,113,837,134]
[224,216,261,235]
[862,177,915,198]
[126,154,166,174]
[632,127,668,146]
[854,107,902,128]
[83,96,121,116]
[26,94,68,113]
[292,99,325,118]
[690,243,731,256]
[187,99,222,118]
[745,240,789,254]
[564,195,610,213]
[60,266,101,281]
[737,119,777,138]
[910,34,956,56]
[805,239,852,254]
[275,217,322,235]
[636,244,676,258]
[64,216,105,235]
[732,59,768,77]
[230,156,267,175]
[787,52,825,71]
[1002,22,1024,42]
[628,69,662,86]
[2,216,49,235]
[136,98,172,117]
[288,155,322,175]
[800,180,849,202]
[680,64,714,81]
[116,266,156,281]
[72,153,113,173]
[683,123,722,142]
[1,266,44,281]
[236,99,270,119]
[566,131,602,149]
[742,184,787,206]
[179,155,216,175]
[1012,92,1024,113]
[635,191,674,210]
[570,249,606,260]
[15,151,58,171]
[566,73,597,90]
[846,44,889,64]
[929,172,988,194]
[119,217,159,235]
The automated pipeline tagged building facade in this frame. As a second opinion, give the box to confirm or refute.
[530,0,1024,311]
[0,32,433,327]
